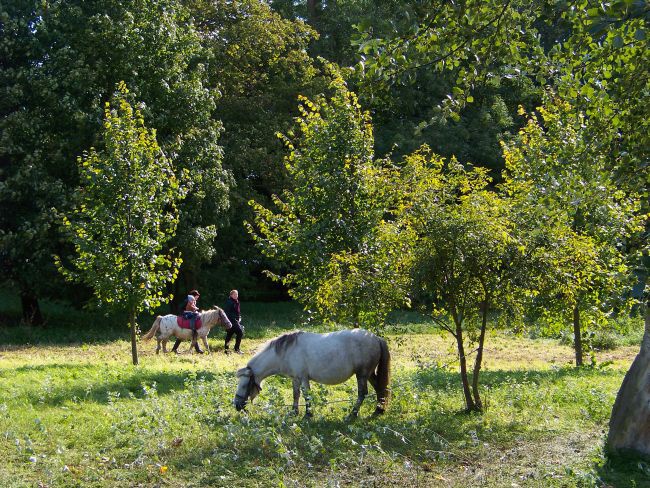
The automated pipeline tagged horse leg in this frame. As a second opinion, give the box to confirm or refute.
[162,338,169,354]
[368,372,384,415]
[350,374,369,418]
[368,372,378,391]
[292,378,301,415]
[301,379,312,418]
[156,338,161,355]
[202,336,210,354]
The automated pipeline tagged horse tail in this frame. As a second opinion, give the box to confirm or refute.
[375,337,391,412]
[142,316,162,341]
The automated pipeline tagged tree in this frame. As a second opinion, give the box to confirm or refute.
[310,209,415,330]
[57,84,183,365]
[186,0,327,297]
[557,1,650,457]
[356,0,648,451]
[248,68,405,327]
[502,100,640,366]
[397,148,523,411]
[0,0,230,320]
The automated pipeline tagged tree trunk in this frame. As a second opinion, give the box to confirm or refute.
[573,304,583,367]
[471,299,489,411]
[607,305,650,457]
[20,289,43,326]
[129,307,139,366]
[307,0,321,21]
[454,319,476,412]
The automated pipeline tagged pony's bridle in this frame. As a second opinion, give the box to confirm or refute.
[235,368,259,405]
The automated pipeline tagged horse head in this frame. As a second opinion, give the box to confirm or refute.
[233,366,261,411]
[206,306,232,330]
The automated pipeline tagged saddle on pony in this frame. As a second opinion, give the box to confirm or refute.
[176,316,203,330]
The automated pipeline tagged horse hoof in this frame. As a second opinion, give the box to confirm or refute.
[303,413,313,420]
[371,408,385,417]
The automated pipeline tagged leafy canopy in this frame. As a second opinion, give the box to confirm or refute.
[58,83,184,313]
[502,99,642,339]
[248,67,405,327]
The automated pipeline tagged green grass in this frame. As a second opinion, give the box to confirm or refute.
[0,301,647,487]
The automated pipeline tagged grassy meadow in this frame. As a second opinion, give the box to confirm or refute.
[0,299,648,487]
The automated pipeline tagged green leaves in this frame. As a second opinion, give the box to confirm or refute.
[59,84,184,314]
[502,97,642,355]
[248,68,405,327]
[0,0,230,309]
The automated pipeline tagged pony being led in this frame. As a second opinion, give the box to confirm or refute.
[233,329,390,418]
[142,307,232,354]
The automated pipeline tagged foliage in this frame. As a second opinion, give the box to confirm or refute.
[393,147,526,410]
[269,1,539,175]
[355,0,548,117]
[553,1,649,186]
[366,70,538,176]
[248,67,407,328]
[57,84,183,364]
[0,0,230,317]
[502,99,642,364]
[186,0,327,297]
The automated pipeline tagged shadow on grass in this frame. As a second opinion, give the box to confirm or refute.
[412,363,613,391]
[0,318,133,346]
[598,453,650,487]
[6,363,230,406]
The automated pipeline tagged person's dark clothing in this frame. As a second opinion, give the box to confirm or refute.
[224,297,241,323]
[224,296,243,352]
[224,321,244,352]
[182,311,199,330]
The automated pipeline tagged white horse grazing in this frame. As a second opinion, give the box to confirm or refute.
[142,307,232,354]
[233,329,390,418]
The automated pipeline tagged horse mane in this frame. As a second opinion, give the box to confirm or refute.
[202,306,223,319]
[269,331,303,356]
[236,367,251,378]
